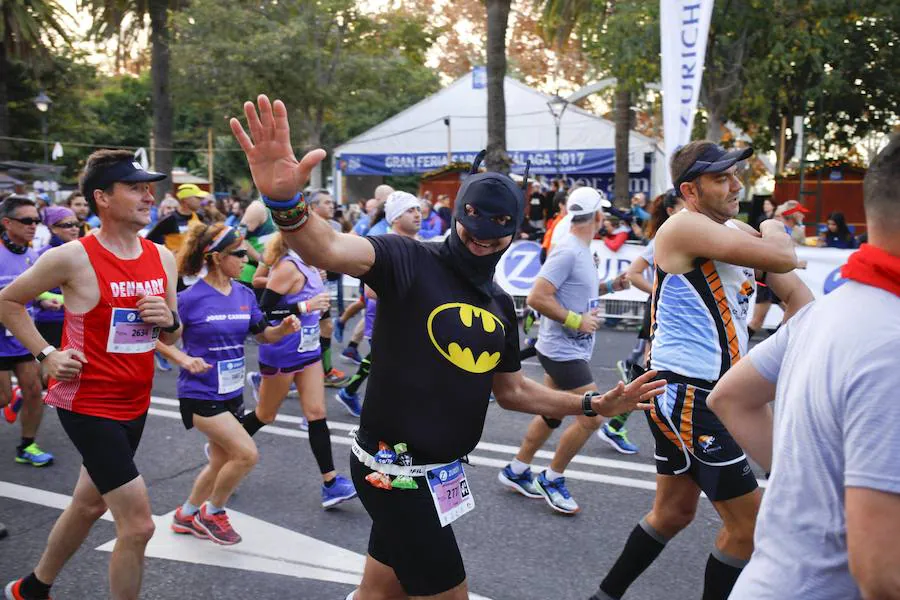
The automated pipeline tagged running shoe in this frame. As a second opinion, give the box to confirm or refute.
[154,351,173,372]
[4,578,48,600]
[324,368,350,388]
[246,371,262,404]
[534,471,579,515]
[497,465,542,498]
[615,359,632,384]
[341,346,363,365]
[598,423,639,455]
[15,443,53,467]
[0,522,6,540]
[193,505,241,545]
[299,416,309,432]
[336,389,362,418]
[333,317,345,343]
[3,386,23,424]
[321,474,357,509]
[170,507,205,538]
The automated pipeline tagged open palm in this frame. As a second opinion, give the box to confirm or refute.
[229,95,326,200]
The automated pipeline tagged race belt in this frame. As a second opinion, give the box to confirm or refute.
[350,437,452,478]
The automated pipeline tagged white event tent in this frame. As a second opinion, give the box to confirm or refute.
[334,71,668,203]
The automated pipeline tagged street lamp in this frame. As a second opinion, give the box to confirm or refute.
[547,94,569,180]
[32,90,52,164]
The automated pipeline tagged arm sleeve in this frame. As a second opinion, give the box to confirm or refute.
[495,293,522,373]
[844,343,900,494]
[360,235,421,301]
[536,246,575,290]
[248,290,267,334]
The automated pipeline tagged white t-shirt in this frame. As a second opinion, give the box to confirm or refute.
[732,281,900,599]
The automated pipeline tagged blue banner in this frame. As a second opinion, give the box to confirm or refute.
[337,149,632,177]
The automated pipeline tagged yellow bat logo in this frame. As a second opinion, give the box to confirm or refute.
[427,302,506,373]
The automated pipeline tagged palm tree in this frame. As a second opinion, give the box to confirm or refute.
[485,0,511,174]
[80,0,175,199]
[0,0,71,160]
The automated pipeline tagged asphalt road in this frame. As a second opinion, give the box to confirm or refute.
[0,319,760,600]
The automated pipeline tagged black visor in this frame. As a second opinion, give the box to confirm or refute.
[673,146,753,193]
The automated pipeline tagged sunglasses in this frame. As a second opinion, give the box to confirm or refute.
[53,221,80,229]
[7,217,42,226]
[228,249,248,258]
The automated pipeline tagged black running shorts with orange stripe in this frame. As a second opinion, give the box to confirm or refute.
[644,376,758,501]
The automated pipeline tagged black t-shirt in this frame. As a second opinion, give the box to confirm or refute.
[528,193,544,222]
[360,235,521,463]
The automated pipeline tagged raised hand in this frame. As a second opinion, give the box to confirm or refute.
[229,95,327,201]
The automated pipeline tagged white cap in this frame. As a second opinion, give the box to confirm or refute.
[566,187,610,216]
[385,191,421,224]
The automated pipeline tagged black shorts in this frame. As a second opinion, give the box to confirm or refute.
[179,396,244,430]
[57,408,147,495]
[755,283,781,305]
[351,457,466,596]
[36,321,64,349]
[0,353,34,371]
[645,377,758,502]
[536,351,593,390]
[638,298,652,340]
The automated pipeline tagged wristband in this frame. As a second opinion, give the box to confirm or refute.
[261,192,309,232]
[606,279,615,294]
[37,291,64,303]
[298,301,309,314]
[161,310,180,333]
[563,310,582,330]
[582,391,599,417]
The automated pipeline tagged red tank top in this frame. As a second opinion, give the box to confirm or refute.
[45,235,168,420]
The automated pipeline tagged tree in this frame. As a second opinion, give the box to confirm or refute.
[80,0,177,199]
[0,0,70,160]
[169,0,439,188]
[485,0,511,173]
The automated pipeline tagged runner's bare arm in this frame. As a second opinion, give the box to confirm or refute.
[707,359,776,472]
[846,488,900,598]
[156,245,182,344]
[230,95,374,276]
[492,369,666,418]
[626,256,653,294]
[656,211,798,274]
[0,245,75,355]
[765,271,814,320]
[527,277,600,334]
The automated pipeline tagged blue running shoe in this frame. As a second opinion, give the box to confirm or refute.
[333,317,345,343]
[15,442,53,467]
[299,416,309,432]
[497,465,542,498]
[598,423,638,454]
[341,346,362,365]
[336,389,362,418]
[155,351,172,372]
[534,471,579,514]
[322,474,357,509]
[246,371,262,405]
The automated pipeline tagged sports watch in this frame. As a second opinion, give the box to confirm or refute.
[582,391,600,417]
[35,345,56,362]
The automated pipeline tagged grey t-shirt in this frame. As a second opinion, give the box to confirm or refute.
[534,235,600,362]
[732,281,900,599]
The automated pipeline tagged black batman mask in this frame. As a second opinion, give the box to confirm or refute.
[441,151,525,298]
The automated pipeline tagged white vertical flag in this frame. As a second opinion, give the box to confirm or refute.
[661,0,715,186]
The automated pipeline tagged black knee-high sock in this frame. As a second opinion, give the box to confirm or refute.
[307,418,335,475]
[345,354,371,395]
[702,549,747,600]
[242,412,265,437]
[597,518,669,599]
[320,336,332,373]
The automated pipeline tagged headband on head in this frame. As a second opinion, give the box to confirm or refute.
[203,226,241,254]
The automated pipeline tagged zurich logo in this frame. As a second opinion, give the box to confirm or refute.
[823,265,849,295]
[495,241,542,294]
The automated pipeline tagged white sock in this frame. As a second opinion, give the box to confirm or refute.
[509,458,530,475]
[545,467,564,482]
[345,590,358,600]
[181,501,199,515]
[204,501,224,514]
